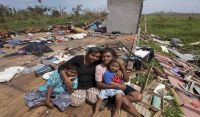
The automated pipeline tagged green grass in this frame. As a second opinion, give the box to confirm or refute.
[163,96,184,117]
[0,15,96,32]
[140,13,200,55]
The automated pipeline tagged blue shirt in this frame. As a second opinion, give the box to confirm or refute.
[103,70,116,84]
[38,70,66,93]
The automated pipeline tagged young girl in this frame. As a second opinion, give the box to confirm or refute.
[24,63,79,112]
[93,60,124,117]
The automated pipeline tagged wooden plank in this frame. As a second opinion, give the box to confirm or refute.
[99,108,111,117]
[29,107,48,117]
[0,84,23,108]
[0,91,24,117]
[153,111,162,117]
[145,79,157,90]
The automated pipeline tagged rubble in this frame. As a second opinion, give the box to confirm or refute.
[0,23,199,117]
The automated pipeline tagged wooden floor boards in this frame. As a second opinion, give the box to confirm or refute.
[0,73,126,117]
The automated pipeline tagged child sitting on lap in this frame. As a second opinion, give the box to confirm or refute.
[93,60,124,117]
[24,63,79,112]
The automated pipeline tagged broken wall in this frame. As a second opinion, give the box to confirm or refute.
[107,0,143,34]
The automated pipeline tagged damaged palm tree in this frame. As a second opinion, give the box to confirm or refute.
[72,4,83,16]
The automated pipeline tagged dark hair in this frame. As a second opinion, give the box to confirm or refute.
[86,47,102,55]
[66,63,79,71]
[108,59,120,69]
[102,47,117,58]
[109,59,119,65]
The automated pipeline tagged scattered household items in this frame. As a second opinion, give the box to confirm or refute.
[168,48,197,62]
[35,65,54,76]
[160,46,169,53]
[134,49,150,60]
[22,64,46,74]
[0,40,5,48]
[42,71,54,80]
[64,33,87,40]
[18,42,53,56]
[155,53,200,117]
[189,41,200,46]
[42,53,74,65]
[0,25,199,117]
[0,50,6,54]
[0,66,25,82]
[70,25,87,33]
[170,38,182,47]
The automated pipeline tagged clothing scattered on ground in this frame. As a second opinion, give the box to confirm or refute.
[18,42,53,56]
[35,65,54,76]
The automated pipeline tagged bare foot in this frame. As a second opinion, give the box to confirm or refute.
[92,112,98,117]
[112,111,119,117]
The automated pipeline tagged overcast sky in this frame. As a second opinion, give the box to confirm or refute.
[0,0,200,14]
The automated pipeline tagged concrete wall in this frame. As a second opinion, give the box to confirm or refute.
[107,0,143,34]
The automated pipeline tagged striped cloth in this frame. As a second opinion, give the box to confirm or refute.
[71,88,99,107]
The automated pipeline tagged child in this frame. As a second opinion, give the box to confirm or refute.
[24,63,79,112]
[93,60,124,117]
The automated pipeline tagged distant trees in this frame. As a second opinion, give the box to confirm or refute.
[52,9,60,17]
[0,4,14,23]
[72,4,83,16]
[0,3,107,29]
[27,5,49,15]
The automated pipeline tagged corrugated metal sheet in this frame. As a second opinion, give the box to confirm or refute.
[155,53,200,117]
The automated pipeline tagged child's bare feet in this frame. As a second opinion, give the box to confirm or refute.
[92,112,98,117]
[112,111,119,117]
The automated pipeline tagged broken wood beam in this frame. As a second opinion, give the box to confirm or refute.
[153,111,162,117]
[139,101,162,112]
[169,88,184,106]
[152,66,166,78]
[144,66,153,88]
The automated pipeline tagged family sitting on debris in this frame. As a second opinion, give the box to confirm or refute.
[24,47,143,117]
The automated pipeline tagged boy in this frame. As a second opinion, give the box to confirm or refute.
[93,60,124,117]
[24,63,79,112]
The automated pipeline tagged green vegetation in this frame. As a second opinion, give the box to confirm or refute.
[140,13,200,56]
[163,97,184,117]
[0,4,106,32]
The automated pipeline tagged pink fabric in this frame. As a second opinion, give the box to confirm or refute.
[95,64,107,82]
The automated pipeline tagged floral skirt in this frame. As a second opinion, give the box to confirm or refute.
[24,90,71,112]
